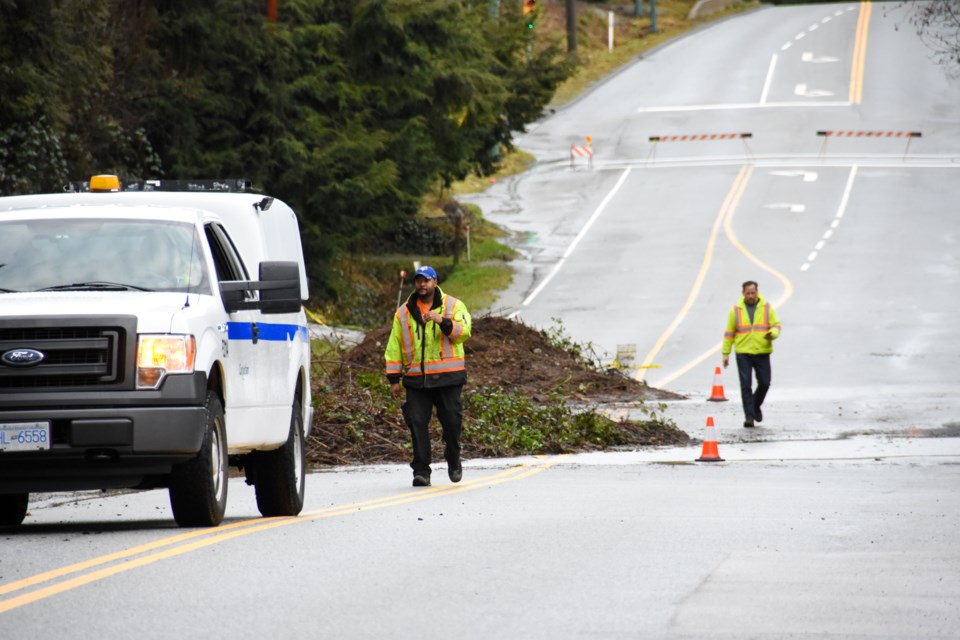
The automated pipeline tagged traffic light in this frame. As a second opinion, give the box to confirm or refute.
[523,0,536,29]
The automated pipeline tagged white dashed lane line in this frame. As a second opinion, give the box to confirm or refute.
[801,165,858,272]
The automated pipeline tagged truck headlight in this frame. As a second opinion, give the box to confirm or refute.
[137,335,196,389]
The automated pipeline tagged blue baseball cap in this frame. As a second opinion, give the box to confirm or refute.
[414,266,437,280]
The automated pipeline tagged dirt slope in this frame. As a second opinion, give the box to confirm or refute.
[308,316,687,466]
[345,316,680,402]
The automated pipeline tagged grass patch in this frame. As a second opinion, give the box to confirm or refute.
[448,149,537,196]
[434,262,513,312]
[420,149,536,216]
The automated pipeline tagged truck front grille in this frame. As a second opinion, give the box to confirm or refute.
[0,317,137,390]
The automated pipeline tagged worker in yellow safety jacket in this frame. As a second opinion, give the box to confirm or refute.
[384,266,471,487]
[722,280,781,428]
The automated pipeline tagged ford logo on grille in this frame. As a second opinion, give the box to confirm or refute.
[1,349,45,367]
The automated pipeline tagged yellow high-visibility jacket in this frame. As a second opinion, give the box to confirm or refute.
[722,293,781,356]
[384,287,471,388]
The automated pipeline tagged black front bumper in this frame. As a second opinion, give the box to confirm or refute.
[0,373,209,493]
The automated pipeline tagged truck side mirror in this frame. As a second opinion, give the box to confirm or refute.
[219,261,302,314]
[257,261,302,314]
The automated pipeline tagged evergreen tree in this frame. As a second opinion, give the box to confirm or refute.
[0,0,69,193]
[0,0,164,194]
[0,0,573,300]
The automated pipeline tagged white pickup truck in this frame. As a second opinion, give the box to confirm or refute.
[0,176,313,527]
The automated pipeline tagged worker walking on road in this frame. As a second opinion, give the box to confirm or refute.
[722,280,781,428]
[384,266,472,487]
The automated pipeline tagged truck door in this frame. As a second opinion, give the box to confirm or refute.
[205,223,263,442]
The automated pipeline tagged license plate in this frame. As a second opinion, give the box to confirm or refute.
[0,422,51,452]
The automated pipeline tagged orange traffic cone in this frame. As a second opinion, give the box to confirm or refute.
[707,366,728,402]
[696,417,725,462]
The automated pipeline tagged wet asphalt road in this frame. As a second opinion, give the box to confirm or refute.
[463,1,960,447]
[3,4,960,639]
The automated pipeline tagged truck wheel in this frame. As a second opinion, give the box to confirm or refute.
[169,391,228,527]
[254,397,306,517]
[0,493,29,526]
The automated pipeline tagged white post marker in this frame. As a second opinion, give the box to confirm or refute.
[615,344,637,373]
[397,270,406,308]
[608,11,614,51]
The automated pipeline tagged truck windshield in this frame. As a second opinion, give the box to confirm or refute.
[0,218,211,294]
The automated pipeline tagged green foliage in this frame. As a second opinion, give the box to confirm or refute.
[318,253,429,327]
[463,385,662,456]
[0,117,68,194]
[0,0,574,304]
[541,317,602,369]
[393,218,454,256]
[0,0,164,193]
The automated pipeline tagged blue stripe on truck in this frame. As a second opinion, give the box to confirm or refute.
[227,322,309,342]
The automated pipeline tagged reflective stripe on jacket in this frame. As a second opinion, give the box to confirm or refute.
[722,293,781,356]
[384,287,471,388]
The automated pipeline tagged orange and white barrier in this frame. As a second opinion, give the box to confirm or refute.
[570,136,593,168]
[817,130,922,159]
[816,130,921,138]
[649,133,752,142]
[647,133,754,163]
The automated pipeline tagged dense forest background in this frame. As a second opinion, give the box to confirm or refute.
[0,0,573,301]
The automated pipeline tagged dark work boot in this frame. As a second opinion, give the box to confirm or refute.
[448,464,462,483]
[743,417,755,428]
[412,475,431,487]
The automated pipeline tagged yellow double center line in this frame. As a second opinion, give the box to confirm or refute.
[638,4,870,388]
[636,165,795,389]
[0,456,566,614]
[849,1,871,104]
[636,165,753,383]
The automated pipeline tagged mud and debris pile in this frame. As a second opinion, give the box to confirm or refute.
[307,316,688,466]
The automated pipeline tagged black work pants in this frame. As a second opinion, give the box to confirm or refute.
[402,384,463,478]
[735,353,771,420]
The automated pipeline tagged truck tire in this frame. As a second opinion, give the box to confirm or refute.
[0,493,29,526]
[254,397,306,517]
[169,391,228,527]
